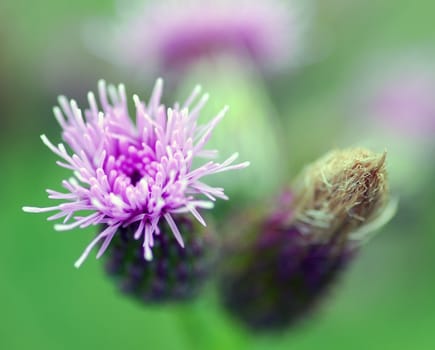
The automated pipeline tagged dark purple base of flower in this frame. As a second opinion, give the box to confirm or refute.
[103,216,214,303]
[220,228,356,331]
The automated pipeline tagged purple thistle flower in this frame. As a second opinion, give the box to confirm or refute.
[23,79,249,268]
[86,0,304,76]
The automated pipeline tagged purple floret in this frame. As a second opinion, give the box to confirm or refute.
[23,79,249,267]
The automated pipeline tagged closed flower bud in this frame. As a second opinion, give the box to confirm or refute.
[104,215,216,303]
[220,148,396,331]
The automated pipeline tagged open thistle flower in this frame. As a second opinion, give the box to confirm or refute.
[220,148,396,331]
[86,0,304,76]
[23,79,249,268]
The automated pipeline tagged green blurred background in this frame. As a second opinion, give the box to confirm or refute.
[1,0,435,349]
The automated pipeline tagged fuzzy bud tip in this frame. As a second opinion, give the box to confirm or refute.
[292,147,390,243]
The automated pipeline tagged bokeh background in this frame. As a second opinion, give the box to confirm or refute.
[1,0,435,349]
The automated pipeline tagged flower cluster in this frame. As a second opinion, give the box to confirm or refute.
[23,79,249,267]
[87,0,302,75]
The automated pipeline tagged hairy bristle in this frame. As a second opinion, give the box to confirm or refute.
[292,148,389,243]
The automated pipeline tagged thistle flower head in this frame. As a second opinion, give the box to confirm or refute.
[220,148,395,331]
[23,79,249,267]
[87,0,303,75]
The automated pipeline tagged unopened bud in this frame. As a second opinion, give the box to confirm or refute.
[219,148,396,331]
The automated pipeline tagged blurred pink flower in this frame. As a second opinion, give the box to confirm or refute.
[86,0,304,76]
[361,56,435,138]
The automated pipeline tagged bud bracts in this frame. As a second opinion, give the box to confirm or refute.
[104,215,216,303]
